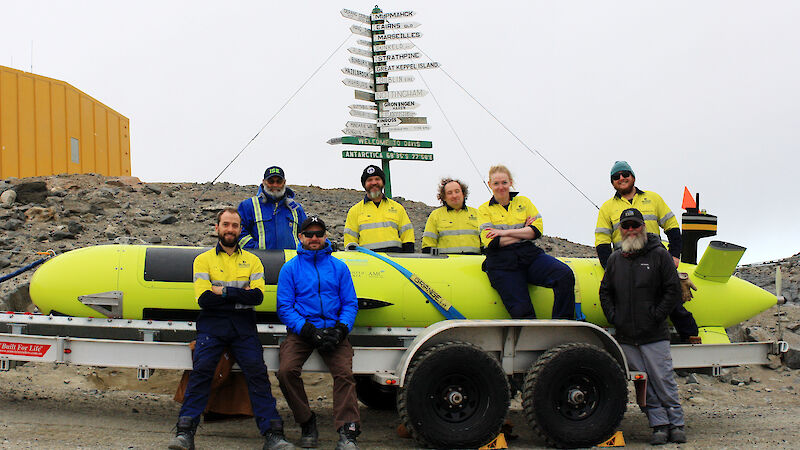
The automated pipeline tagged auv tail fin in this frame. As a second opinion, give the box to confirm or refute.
[694,241,746,283]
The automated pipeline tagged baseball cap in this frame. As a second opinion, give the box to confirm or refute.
[619,208,645,225]
[264,166,285,180]
[300,216,327,232]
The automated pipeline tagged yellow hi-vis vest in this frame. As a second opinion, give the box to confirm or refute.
[478,193,542,247]
[595,189,679,249]
[422,205,481,254]
[344,197,414,250]
[192,245,266,309]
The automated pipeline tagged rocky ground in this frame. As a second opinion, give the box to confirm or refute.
[1,174,799,448]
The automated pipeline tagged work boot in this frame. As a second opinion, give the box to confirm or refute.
[168,416,196,450]
[650,425,669,445]
[335,422,361,450]
[263,421,295,450]
[299,412,319,448]
[669,425,687,443]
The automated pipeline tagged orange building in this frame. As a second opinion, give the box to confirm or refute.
[0,65,131,178]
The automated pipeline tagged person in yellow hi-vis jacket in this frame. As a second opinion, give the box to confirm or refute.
[344,165,414,253]
[478,165,576,320]
[169,207,294,450]
[422,178,481,255]
[595,160,699,344]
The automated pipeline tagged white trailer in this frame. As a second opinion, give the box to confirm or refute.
[0,312,787,448]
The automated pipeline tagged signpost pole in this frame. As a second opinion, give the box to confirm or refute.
[372,6,393,198]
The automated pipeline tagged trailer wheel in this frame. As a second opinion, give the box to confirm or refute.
[522,343,627,448]
[398,341,510,449]
[355,375,397,410]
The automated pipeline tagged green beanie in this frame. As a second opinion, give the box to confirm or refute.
[610,161,634,178]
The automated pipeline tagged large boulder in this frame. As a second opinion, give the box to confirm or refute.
[13,181,48,204]
[0,189,16,206]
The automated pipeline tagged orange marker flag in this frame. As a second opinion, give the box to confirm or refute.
[682,186,696,210]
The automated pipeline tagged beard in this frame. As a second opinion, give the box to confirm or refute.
[621,229,648,253]
[219,232,238,248]
[615,184,635,196]
[367,187,383,200]
[265,185,286,200]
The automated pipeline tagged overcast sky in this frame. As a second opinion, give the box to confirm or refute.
[4,1,799,264]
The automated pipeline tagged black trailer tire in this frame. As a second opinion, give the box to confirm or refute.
[522,343,627,448]
[398,341,510,449]
[355,375,397,410]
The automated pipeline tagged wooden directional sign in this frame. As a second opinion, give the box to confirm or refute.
[342,67,371,79]
[341,136,432,148]
[375,62,439,73]
[375,75,415,84]
[341,8,370,24]
[350,109,377,119]
[350,24,372,37]
[379,110,417,118]
[342,78,374,90]
[372,22,421,31]
[348,56,373,68]
[348,47,372,58]
[349,104,377,110]
[354,90,375,102]
[356,39,373,47]
[327,137,343,145]
[373,42,415,52]
[377,117,401,127]
[372,10,416,20]
[378,31,422,41]
[380,125,432,133]
[374,52,421,63]
[384,100,419,110]
[398,116,428,125]
[343,150,433,161]
[346,121,377,130]
[374,89,428,100]
[342,128,377,138]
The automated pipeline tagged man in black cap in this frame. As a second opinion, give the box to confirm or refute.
[238,166,307,250]
[277,216,361,449]
[343,165,414,252]
[599,208,687,445]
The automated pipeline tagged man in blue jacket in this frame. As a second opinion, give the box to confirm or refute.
[238,166,307,250]
[276,216,361,450]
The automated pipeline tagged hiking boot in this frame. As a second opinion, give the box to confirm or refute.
[263,427,295,450]
[299,412,319,448]
[669,425,687,443]
[335,422,361,450]
[168,416,196,450]
[650,425,669,445]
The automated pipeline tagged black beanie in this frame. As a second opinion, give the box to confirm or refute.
[361,165,385,187]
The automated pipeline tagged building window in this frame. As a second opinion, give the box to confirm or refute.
[70,137,80,164]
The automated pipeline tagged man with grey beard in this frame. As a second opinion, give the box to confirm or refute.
[599,208,686,445]
[237,166,307,250]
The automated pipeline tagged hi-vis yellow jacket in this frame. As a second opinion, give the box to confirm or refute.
[595,188,679,248]
[422,205,481,254]
[478,193,542,248]
[344,196,414,251]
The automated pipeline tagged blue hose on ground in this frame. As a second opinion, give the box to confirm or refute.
[0,251,55,284]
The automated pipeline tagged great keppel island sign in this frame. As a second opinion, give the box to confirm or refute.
[330,6,439,197]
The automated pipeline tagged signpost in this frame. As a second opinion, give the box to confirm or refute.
[331,6,437,197]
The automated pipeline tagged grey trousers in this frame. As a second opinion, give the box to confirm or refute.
[622,340,684,428]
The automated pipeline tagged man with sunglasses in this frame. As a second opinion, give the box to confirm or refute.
[238,166,307,250]
[595,161,700,344]
[600,208,687,445]
[277,216,361,449]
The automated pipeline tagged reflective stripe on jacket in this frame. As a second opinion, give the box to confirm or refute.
[343,196,414,250]
[477,193,542,248]
[276,241,359,334]
[422,205,481,254]
[594,188,678,248]
[237,186,306,250]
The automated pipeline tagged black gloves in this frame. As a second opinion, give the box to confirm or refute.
[300,322,326,348]
[312,322,349,353]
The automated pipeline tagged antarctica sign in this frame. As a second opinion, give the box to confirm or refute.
[331,6,438,197]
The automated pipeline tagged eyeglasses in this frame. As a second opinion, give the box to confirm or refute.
[620,222,642,230]
[301,230,325,238]
[611,171,632,181]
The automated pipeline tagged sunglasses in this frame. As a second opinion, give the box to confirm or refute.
[301,230,325,238]
[611,171,632,181]
[620,222,643,230]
